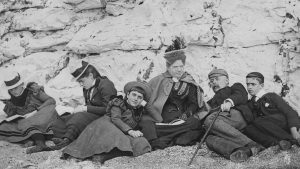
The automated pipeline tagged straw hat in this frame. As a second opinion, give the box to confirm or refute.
[3,71,25,90]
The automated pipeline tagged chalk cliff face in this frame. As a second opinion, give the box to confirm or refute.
[0,0,299,113]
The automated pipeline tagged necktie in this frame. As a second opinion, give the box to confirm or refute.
[250,95,259,110]
[251,95,257,103]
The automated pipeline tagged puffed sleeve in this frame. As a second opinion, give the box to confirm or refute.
[107,99,132,133]
[87,79,117,115]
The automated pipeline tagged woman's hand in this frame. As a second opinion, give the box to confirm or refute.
[128,130,143,138]
[290,127,300,140]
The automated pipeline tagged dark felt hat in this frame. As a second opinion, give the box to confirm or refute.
[246,72,264,83]
[124,81,152,102]
[208,69,228,79]
[164,50,186,66]
[70,61,90,81]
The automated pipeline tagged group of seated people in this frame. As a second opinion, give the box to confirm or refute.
[0,39,300,164]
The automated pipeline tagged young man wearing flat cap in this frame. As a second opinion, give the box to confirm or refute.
[243,72,300,150]
[204,69,264,162]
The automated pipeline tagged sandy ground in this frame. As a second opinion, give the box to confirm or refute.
[1,140,300,169]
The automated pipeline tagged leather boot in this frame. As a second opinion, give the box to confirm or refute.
[229,147,251,163]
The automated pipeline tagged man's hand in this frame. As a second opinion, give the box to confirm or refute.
[73,105,87,113]
[221,101,232,112]
[128,130,143,138]
[290,127,300,140]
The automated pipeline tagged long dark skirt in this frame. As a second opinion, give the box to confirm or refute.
[140,117,204,150]
[63,116,151,159]
[0,105,62,143]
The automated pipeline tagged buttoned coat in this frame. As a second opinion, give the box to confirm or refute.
[249,92,300,129]
[82,76,117,115]
[208,83,254,123]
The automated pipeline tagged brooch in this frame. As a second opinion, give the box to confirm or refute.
[264,103,270,107]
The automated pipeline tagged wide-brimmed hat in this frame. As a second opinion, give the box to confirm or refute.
[69,61,90,82]
[124,81,152,102]
[208,68,228,79]
[3,71,25,90]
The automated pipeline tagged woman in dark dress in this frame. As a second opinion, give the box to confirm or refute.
[140,37,209,150]
[50,60,117,150]
[0,71,64,153]
[62,81,152,163]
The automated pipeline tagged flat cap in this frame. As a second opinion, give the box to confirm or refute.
[208,69,228,79]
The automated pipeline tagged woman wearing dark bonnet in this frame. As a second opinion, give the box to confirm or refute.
[140,37,209,149]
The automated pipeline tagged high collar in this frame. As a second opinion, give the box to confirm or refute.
[251,89,266,101]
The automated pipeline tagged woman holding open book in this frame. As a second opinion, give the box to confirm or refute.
[0,71,64,153]
[139,37,209,150]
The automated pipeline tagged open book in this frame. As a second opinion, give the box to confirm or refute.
[0,110,37,124]
[155,119,185,126]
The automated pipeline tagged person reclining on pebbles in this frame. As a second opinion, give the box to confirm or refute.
[244,72,300,150]
[50,61,117,150]
[139,37,208,150]
[0,71,65,154]
[61,81,152,164]
[204,69,264,162]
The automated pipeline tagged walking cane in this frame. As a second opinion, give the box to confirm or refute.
[187,108,222,166]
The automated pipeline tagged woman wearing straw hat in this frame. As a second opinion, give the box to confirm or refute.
[50,61,117,150]
[0,71,63,153]
[61,81,152,163]
[140,37,209,150]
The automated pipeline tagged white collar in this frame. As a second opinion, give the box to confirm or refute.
[89,79,96,100]
[252,89,266,101]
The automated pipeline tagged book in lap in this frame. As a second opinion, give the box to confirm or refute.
[155,119,185,126]
[0,110,37,124]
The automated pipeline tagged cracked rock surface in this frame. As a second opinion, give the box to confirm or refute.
[0,0,300,168]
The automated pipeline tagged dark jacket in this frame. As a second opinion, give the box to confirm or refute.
[83,77,117,116]
[249,92,300,129]
[207,83,254,123]
[106,98,144,133]
[3,82,56,117]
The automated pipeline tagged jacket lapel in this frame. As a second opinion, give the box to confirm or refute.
[90,78,100,101]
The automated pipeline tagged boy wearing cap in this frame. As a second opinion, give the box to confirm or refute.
[244,72,300,150]
[61,81,151,163]
[204,69,263,162]
[51,61,117,150]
